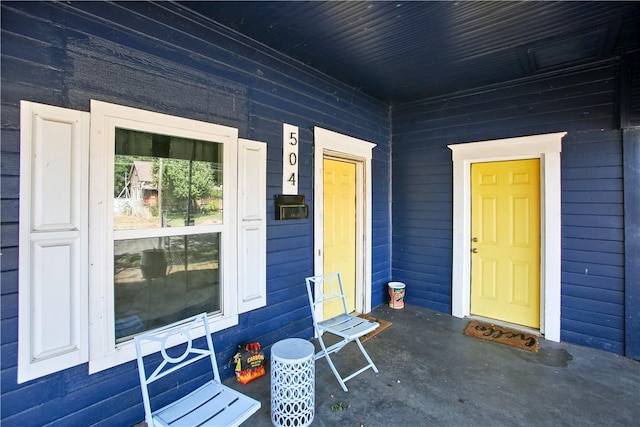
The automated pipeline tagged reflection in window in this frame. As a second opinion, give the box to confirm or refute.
[114,233,221,342]
[114,128,223,230]
[112,128,224,342]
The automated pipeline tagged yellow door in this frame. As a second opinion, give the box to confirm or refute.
[471,159,540,328]
[323,158,357,319]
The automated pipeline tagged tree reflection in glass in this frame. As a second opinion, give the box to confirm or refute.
[112,128,223,342]
[113,128,223,229]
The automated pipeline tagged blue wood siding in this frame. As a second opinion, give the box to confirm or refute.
[0,2,391,425]
[392,63,627,353]
[561,131,624,354]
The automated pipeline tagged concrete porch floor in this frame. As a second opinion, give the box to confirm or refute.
[227,304,640,427]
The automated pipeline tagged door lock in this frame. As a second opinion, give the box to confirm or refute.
[471,237,478,242]
[471,248,479,253]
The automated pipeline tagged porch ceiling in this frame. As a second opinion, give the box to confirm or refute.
[179,1,640,104]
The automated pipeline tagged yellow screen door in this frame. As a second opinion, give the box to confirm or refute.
[471,159,540,328]
[323,158,357,319]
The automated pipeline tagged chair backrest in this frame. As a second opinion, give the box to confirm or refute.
[305,272,349,323]
[134,313,219,422]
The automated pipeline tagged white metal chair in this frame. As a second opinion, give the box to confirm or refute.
[134,313,261,427]
[305,272,380,392]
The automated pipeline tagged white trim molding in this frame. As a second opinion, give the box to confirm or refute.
[448,132,566,342]
[313,127,376,318]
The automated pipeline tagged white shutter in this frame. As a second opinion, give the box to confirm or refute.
[18,101,89,383]
[238,138,267,312]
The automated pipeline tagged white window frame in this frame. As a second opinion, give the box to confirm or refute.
[88,101,239,373]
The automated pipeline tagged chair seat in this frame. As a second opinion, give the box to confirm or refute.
[319,314,379,339]
[153,380,261,427]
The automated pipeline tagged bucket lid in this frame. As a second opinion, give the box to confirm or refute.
[388,282,405,289]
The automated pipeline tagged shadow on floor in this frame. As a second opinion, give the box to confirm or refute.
[227,304,640,426]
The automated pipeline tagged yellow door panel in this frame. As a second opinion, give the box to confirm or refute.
[511,261,531,305]
[471,159,540,328]
[479,257,498,299]
[481,195,498,244]
[323,158,356,319]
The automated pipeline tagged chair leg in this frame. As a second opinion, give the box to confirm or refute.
[355,338,379,373]
[316,335,349,392]
[316,336,379,392]
[323,351,350,392]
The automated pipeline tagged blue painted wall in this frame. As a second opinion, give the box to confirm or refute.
[561,130,624,353]
[392,62,629,355]
[0,2,391,425]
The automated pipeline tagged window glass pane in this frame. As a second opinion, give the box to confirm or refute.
[113,233,221,342]
[114,128,223,230]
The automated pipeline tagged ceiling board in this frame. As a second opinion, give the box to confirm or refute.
[180,1,640,103]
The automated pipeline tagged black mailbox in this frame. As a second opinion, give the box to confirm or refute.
[275,194,309,220]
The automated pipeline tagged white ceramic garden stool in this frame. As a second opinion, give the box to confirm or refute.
[270,338,315,427]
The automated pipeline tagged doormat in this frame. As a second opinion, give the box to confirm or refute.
[463,320,539,352]
[357,314,392,343]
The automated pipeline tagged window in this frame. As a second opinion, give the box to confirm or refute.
[19,100,266,381]
[88,101,241,372]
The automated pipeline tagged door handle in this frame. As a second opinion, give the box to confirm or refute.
[471,248,478,253]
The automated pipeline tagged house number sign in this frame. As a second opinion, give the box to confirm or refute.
[282,123,299,194]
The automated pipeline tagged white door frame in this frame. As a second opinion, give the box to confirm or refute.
[448,132,566,341]
[313,127,376,317]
